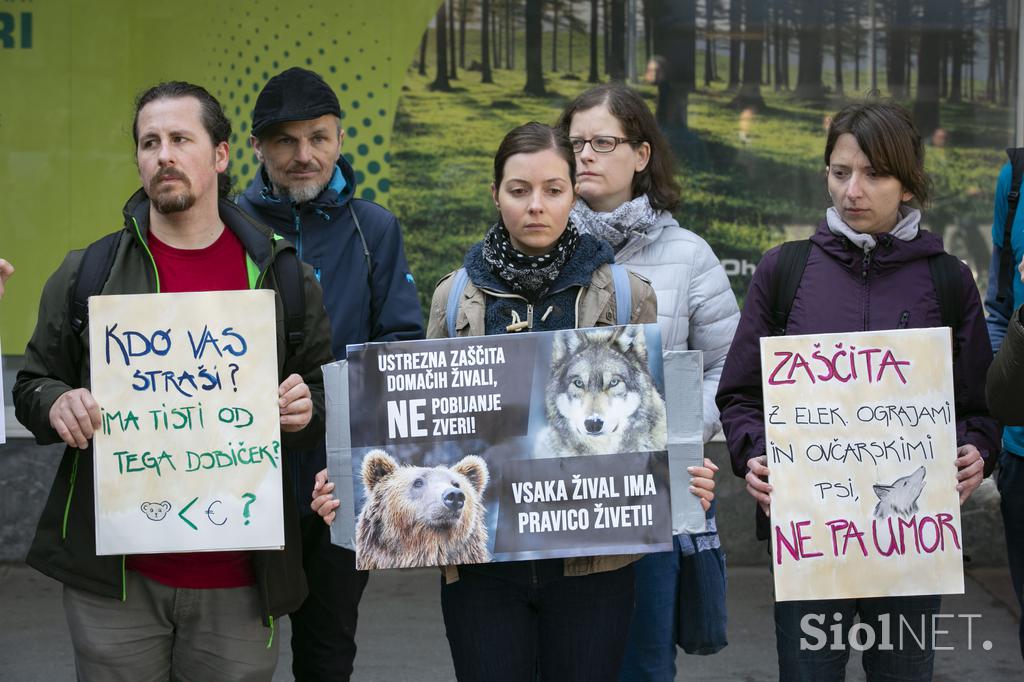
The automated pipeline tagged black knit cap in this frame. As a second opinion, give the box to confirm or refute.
[251,67,341,137]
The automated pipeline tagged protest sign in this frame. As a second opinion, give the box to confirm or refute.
[762,328,964,601]
[327,324,704,570]
[88,290,283,555]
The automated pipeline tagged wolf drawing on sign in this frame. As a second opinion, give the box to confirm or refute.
[538,326,667,457]
[354,449,491,569]
[873,466,927,520]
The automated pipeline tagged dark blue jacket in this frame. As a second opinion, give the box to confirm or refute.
[239,156,425,511]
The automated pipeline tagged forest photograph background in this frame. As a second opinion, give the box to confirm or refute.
[385,0,1019,311]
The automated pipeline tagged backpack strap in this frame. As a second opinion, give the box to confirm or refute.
[69,230,124,335]
[928,252,965,357]
[767,240,813,336]
[998,148,1024,304]
[272,249,307,352]
[610,263,632,326]
[446,267,470,337]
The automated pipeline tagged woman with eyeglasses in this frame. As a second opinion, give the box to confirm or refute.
[312,121,718,681]
[557,83,738,681]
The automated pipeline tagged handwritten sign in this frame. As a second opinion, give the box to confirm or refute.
[88,290,283,555]
[762,328,964,601]
[330,325,705,569]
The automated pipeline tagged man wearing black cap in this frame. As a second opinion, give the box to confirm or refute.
[239,67,424,681]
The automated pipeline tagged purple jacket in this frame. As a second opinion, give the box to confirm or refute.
[716,221,1000,480]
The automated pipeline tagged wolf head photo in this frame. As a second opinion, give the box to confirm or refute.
[354,449,491,569]
[873,466,927,520]
[537,326,667,457]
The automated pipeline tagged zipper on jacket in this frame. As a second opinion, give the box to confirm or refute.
[121,556,127,601]
[898,311,910,329]
[861,251,871,330]
[61,451,80,540]
[529,561,539,590]
[131,217,162,292]
[266,616,276,649]
[292,208,303,260]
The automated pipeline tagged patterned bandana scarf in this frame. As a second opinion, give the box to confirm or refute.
[570,194,659,249]
[482,220,579,302]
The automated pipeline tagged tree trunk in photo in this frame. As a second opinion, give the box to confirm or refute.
[645,0,653,63]
[650,0,696,136]
[459,0,468,70]
[569,0,576,73]
[987,1,998,101]
[949,2,963,104]
[833,0,844,96]
[418,28,428,76]
[913,0,948,137]
[552,1,560,73]
[773,0,785,91]
[448,0,458,79]
[589,0,601,82]
[886,0,910,99]
[704,0,715,86]
[1002,0,1014,106]
[731,0,766,108]
[482,0,494,82]
[493,0,502,69]
[525,0,547,94]
[609,0,626,80]
[793,0,825,101]
[598,0,606,73]
[506,0,513,70]
[764,6,772,85]
[728,0,742,90]
[853,8,860,92]
[510,1,517,70]
[431,3,452,90]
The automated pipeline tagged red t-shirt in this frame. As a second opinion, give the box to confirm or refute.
[126,226,255,589]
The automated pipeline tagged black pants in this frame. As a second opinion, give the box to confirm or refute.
[441,561,635,682]
[290,513,370,681]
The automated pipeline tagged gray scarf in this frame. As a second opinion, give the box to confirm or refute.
[826,206,921,252]
[570,194,659,250]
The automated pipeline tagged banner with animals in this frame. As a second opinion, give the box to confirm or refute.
[338,324,702,570]
[761,328,964,602]
[88,290,284,555]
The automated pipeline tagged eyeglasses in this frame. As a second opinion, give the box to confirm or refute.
[570,136,638,153]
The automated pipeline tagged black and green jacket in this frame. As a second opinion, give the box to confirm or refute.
[12,188,334,627]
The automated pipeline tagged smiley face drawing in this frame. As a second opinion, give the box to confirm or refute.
[141,501,172,521]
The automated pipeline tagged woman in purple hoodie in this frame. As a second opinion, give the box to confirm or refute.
[716,102,999,681]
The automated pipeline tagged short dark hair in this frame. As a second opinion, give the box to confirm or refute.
[824,102,929,206]
[493,122,576,188]
[132,81,233,199]
[556,83,681,211]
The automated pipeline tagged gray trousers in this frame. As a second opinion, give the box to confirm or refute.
[63,570,278,681]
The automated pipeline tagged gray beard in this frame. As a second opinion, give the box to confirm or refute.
[277,181,325,205]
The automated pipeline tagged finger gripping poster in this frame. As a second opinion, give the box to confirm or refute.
[761,328,964,602]
[89,290,283,555]
[345,325,678,570]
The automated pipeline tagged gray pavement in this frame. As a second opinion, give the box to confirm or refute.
[0,563,1019,681]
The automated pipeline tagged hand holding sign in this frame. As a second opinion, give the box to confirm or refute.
[745,454,772,516]
[278,373,312,432]
[49,388,102,449]
[688,458,719,512]
[311,468,339,524]
[955,444,983,503]
[0,258,13,299]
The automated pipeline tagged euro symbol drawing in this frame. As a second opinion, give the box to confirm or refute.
[205,500,227,526]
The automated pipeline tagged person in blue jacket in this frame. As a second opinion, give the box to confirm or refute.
[983,157,1024,660]
[238,67,425,681]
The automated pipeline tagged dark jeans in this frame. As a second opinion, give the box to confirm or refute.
[619,543,680,681]
[290,513,370,682]
[440,561,636,682]
[774,595,941,681]
[997,450,1024,660]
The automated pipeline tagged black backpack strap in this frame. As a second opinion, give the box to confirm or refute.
[69,230,124,335]
[928,252,965,357]
[997,148,1024,304]
[767,240,812,336]
[272,249,307,352]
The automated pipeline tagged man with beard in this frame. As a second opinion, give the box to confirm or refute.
[238,66,423,681]
[13,81,334,678]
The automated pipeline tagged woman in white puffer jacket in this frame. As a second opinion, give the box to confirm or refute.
[558,83,739,681]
